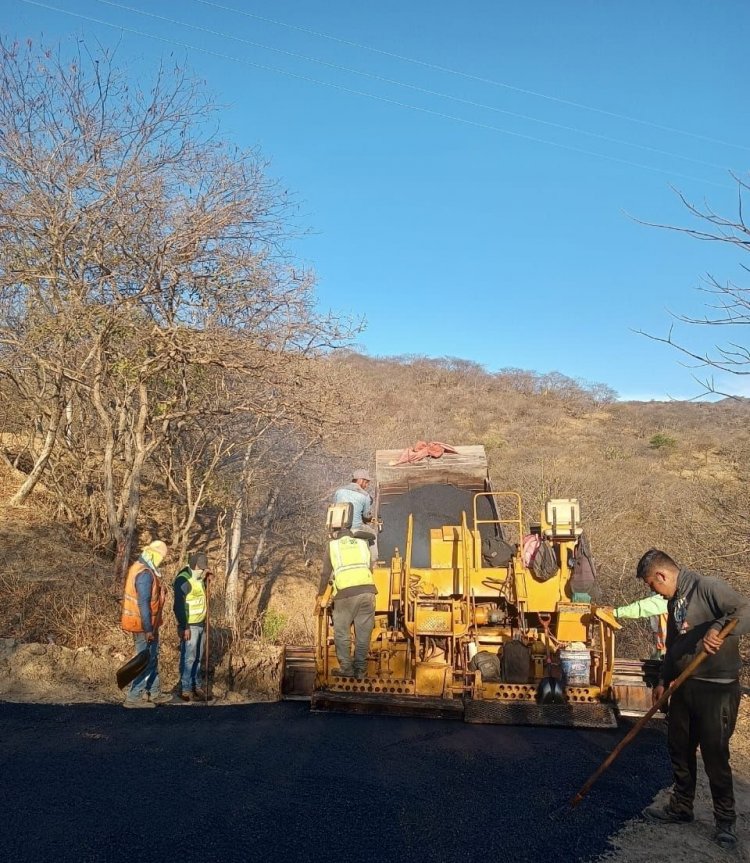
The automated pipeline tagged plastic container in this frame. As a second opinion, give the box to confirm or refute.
[559,647,591,686]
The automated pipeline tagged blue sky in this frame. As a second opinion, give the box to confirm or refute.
[7,1,750,400]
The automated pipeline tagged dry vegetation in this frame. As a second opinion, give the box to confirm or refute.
[0,39,749,694]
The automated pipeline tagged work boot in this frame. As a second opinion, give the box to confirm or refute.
[353,666,367,680]
[178,690,191,702]
[643,802,694,824]
[332,667,354,678]
[123,697,155,709]
[714,823,737,850]
[192,687,212,701]
[148,692,174,705]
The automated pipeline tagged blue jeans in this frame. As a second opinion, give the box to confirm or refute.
[179,625,204,691]
[127,632,160,701]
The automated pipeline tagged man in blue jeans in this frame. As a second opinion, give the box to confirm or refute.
[173,551,211,702]
[121,540,170,708]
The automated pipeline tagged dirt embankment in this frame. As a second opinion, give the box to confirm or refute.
[0,637,283,704]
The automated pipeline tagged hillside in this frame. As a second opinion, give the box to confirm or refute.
[2,352,749,671]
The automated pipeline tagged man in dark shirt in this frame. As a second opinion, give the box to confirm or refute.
[637,548,750,851]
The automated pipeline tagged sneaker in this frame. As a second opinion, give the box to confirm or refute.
[714,823,737,850]
[148,692,174,705]
[332,668,354,678]
[643,803,694,824]
[353,667,367,680]
[123,698,155,709]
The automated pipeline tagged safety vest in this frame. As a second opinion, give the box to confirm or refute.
[177,568,207,625]
[121,561,165,633]
[651,612,668,655]
[329,535,373,594]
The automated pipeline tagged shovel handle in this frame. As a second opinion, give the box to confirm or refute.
[569,618,738,808]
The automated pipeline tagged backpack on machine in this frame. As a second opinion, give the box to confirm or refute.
[570,531,599,600]
[469,650,502,683]
[501,640,531,683]
[524,536,559,582]
[481,534,515,568]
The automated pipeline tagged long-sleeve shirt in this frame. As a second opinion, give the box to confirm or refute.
[614,594,668,620]
[135,568,155,634]
[333,483,372,530]
[661,567,750,685]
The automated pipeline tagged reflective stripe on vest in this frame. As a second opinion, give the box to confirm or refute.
[121,562,165,633]
[654,612,668,652]
[329,535,373,593]
[183,572,206,624]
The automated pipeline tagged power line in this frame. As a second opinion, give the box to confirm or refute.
[17,0,732,189]
[194,0,750,155]
[91,0,733,173]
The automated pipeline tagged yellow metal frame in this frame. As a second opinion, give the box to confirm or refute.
[314,484,620,708]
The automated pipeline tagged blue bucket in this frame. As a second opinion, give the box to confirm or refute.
[559,648,591,686]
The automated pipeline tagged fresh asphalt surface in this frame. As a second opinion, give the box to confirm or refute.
[0,700,670,863]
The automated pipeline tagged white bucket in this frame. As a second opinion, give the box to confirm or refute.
[559,648,591,686]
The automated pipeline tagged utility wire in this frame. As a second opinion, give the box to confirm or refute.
[19,0,731,189]
[91,0,732,173]
[194,0,750,155]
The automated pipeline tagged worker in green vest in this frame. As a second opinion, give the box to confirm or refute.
[614,594,668,658]
[317,526,377,679]
[174,551,211,701]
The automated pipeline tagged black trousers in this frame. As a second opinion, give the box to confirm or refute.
[668,678,741,825]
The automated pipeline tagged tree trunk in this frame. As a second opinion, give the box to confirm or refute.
[225,497,244,628]
[248,486,280,576]
[8,395,65,505]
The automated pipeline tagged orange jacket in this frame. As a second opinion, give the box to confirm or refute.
[121,560,166,633]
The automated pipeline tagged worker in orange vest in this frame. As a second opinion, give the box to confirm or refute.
[120,540,170,708]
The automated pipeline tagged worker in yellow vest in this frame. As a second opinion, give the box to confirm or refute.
[614,594,668,659]
[120,540,169,708]
[317,526,377,678]
[173,551,211,702]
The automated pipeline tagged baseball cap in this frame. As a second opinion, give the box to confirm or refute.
[188,551,208,570]
[352,468,371,481]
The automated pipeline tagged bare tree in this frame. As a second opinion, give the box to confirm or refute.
[0,39,360,578]
[639,175,750,398]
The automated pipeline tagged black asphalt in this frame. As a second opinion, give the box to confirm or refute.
[0,701,670,863]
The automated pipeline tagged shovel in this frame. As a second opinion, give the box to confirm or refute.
[565,617,739,811]
[537,614,565,705]
[116,648,150,690]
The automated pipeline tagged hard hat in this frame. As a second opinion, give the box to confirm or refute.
[144,540,168,559]
[352,468,371,481]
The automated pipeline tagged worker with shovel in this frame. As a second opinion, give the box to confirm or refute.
[120,540,170,708]
[637,548,750,851]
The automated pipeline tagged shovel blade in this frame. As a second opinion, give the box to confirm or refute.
[116,648,150,689]
[537,676,566,705]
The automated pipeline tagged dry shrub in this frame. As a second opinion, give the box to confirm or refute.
[0,568,126,650]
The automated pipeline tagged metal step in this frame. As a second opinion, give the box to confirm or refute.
[281,645,315,700]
